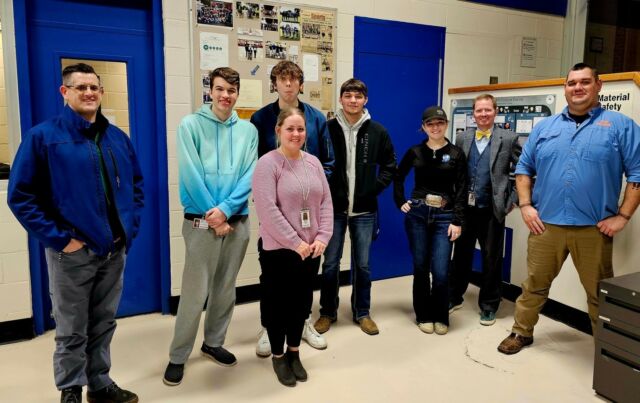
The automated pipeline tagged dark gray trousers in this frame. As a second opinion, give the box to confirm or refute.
[45,246,125,391]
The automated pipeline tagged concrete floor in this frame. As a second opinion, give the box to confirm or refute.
[0,276,607,402]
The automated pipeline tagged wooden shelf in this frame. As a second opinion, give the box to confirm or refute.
[448,71,640,94]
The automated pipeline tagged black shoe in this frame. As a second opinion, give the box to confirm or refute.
[86,383,138,403]
[61,386,82,403]
[286,350,308,382]
[163,362,184,386]
[272,355,296,387]
[201,343,237,367]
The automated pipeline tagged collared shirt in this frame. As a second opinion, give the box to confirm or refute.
[475,133,491,154]
[515,106,640,226]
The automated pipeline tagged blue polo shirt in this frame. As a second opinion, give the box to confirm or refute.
[515,106,640,226]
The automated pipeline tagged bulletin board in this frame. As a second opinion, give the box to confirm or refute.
[450,94,557,147]
[191,0,337,118]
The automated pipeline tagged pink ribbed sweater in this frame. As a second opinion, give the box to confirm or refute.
[252,150,333,251]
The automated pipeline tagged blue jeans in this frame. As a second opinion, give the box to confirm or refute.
[404,200,453,325]
[320,212,376,321]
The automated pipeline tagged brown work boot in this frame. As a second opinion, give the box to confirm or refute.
[497,332,533,355]
[314,316,335,334]
[358,316,379,335]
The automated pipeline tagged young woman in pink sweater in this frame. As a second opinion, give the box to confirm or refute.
[252,108,333,387]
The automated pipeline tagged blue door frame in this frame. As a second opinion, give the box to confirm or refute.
[12,0,170,335]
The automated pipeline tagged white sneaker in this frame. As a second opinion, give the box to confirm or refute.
[256,328,271,357]
[302,319,327,350]
[418,322,434,334]
[434,322,449,335]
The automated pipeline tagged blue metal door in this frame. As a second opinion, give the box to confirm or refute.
[354,17,445,280]
[14,0,169,333]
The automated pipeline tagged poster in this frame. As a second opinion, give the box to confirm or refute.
[265,41,287,60]
[200,32,229,70]
[303,54,319,82]
[235,2,259,19]
[288,45,299,64]
[322,77,333,110]
[450,94,556,145]
[279,7,300,40]
[260,17,278,31]
[520,37,537,68]
[237,38,264,61]
[196,0,233,27]
[236,79,263,108]
[301,10,334,55]
[599,91,632,115]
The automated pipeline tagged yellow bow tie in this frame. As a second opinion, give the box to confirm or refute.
[475,129,492,140]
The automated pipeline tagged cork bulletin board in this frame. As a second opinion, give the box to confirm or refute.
[191,0,338,118]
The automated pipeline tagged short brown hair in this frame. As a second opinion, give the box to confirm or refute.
[340,78,368,97]
[62,63,100,86]
[209,67,240,91]
[473,94,497,110]
[567,62,599,81]
[270,60,303,85]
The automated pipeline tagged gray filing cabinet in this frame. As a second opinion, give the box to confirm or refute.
[593,272,640,403]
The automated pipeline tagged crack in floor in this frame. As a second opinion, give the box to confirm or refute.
[463,330,514,374]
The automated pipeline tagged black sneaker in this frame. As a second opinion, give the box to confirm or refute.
[200,343,237,367]
[60,386,82,403]
[86,383,138,403]
[163,362,184,386]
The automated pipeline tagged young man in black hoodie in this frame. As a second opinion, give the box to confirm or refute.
[314,79,396,335]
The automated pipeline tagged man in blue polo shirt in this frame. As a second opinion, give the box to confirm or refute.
[498,63,640,354]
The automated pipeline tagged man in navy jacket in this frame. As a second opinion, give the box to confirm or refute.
[8,63,143,403]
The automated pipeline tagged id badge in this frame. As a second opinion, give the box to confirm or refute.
[193,218,209,230]
[467,192,476,207]
[300,208,311,228]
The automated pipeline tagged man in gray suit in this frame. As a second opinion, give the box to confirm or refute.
[449,94,521,325]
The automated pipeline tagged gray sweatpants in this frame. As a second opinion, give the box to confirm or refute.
[45,246,125,391]
[169,217,250,364]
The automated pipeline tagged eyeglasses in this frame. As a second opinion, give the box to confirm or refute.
[65,84,103,93]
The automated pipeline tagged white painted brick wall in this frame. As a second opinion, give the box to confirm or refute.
[0,182,32,322]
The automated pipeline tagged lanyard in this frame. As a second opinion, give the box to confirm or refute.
[280,149,311,207]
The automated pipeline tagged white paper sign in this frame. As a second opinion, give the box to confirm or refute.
[520,37,537,68]
[236,79,263,109]
[200,32,229,70]
[303,54,319,82]
[599,91,632,116]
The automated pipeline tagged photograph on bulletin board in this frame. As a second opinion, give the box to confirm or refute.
[196,0,234,27]
[192,0,337,116]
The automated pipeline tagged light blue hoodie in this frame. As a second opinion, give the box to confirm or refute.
[177,104,258,218]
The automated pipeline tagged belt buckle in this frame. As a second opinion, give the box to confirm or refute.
[425,194,443,208]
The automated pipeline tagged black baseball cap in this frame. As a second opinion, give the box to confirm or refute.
[422,106,448,123]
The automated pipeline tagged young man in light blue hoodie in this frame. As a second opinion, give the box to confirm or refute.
[164,67,258,386]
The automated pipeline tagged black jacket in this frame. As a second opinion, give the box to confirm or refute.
[327,118,396,214]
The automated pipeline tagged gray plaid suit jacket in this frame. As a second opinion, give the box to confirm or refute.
[455,126,522,222]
